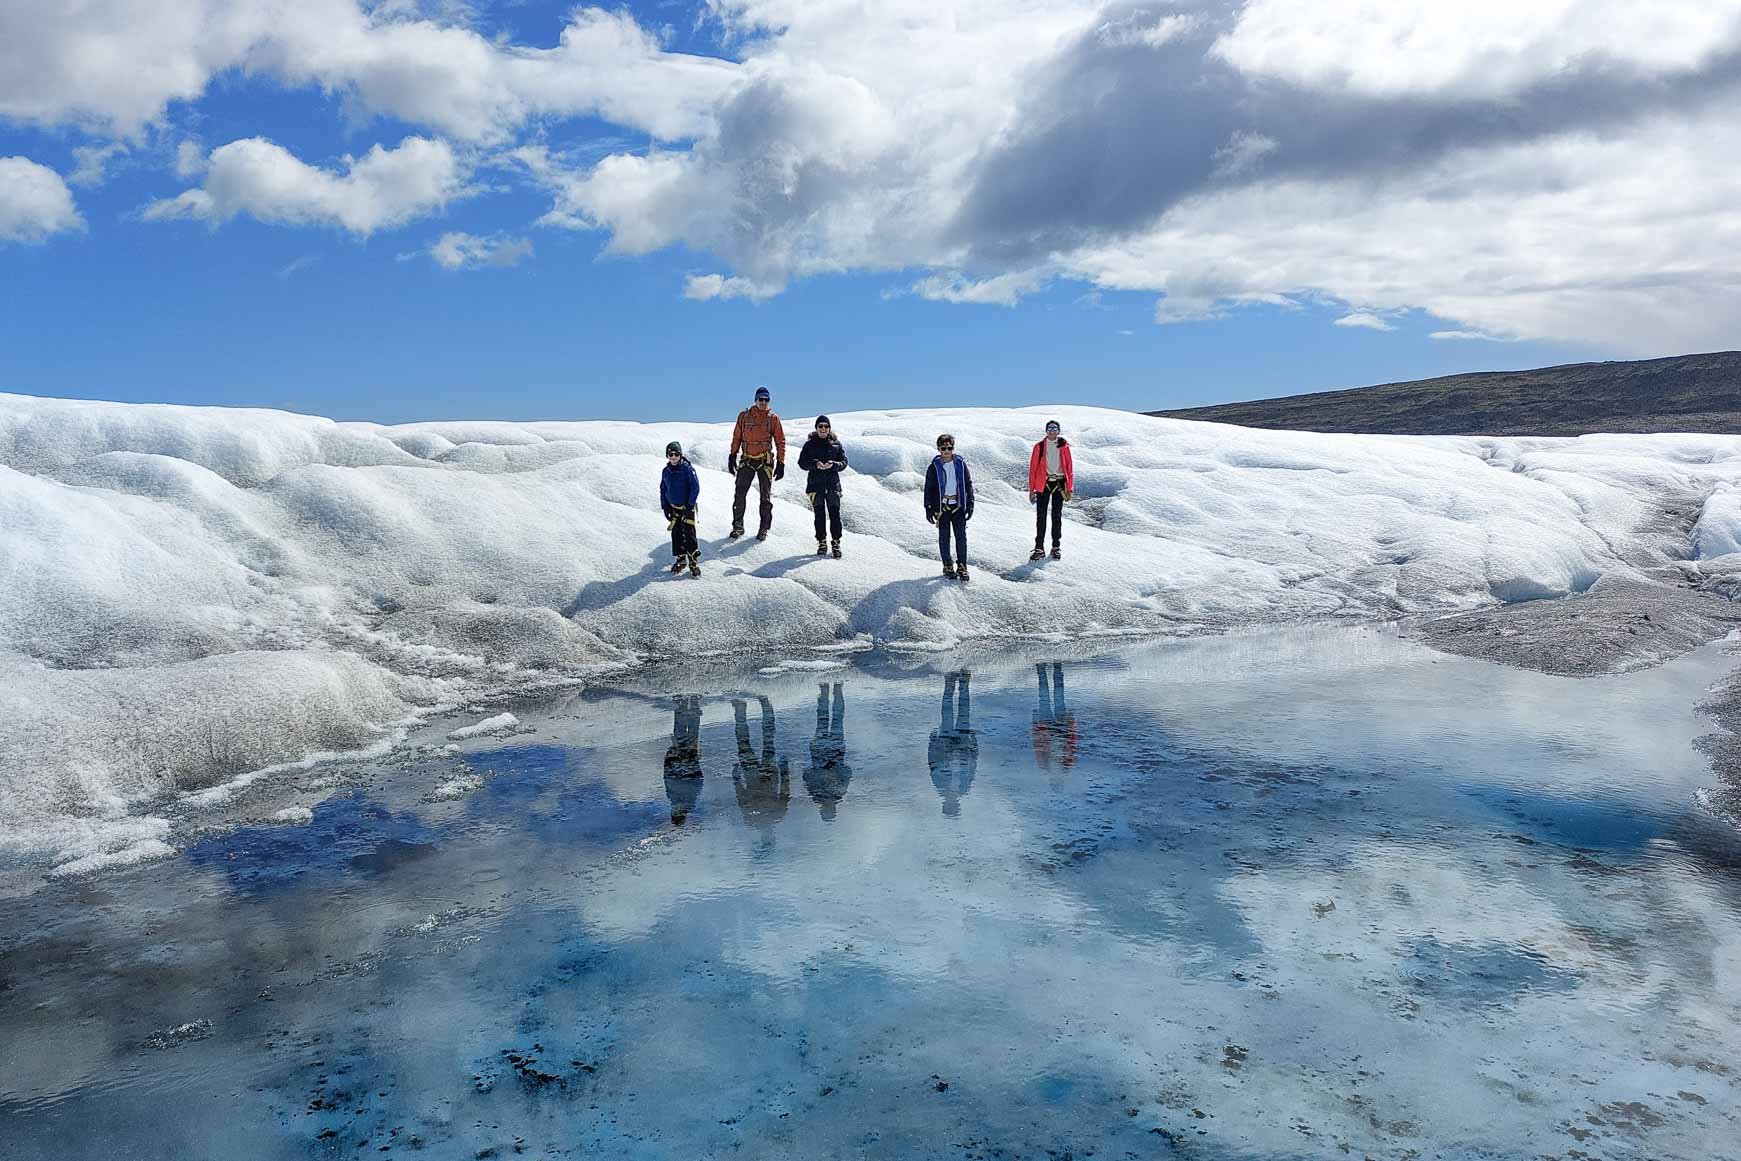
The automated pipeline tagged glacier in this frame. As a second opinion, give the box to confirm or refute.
[3,392,1739,874]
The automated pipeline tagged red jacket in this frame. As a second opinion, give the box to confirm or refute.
[1027,438,1074,495]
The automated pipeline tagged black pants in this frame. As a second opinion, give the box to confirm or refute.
[1034,480,1065,547]
[811,491,841,541]
[669,506,698,560]
[732,462,773,533]
[936,507,967,565]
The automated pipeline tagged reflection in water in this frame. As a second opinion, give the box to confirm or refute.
[732,695,791,839]
[663,695,704,826]
[927,670,978,816]
[1031,662,1078,773]
[804,683,852,821]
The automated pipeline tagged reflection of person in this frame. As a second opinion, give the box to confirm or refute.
[803,682,852,820]
[1031,663,1078,773]
[927,670,978,816]
[732,696,791,835]
[726,386,787,541]
[663,695,704,826]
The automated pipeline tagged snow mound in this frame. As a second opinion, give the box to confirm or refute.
[4,394,1739,872]
[448,712,520,740]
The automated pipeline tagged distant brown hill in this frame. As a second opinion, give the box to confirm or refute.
[1151,351,1741,436]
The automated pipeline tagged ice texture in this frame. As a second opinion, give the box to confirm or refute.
[4,393,1739,869]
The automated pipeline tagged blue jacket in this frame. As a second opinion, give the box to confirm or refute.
[922,455,974,520]
[660,457,701,514]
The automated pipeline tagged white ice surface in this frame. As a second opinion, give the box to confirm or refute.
[4,394,1739,870]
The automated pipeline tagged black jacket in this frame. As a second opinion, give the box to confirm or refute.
[922,455,975,520]
[797,432,849,495]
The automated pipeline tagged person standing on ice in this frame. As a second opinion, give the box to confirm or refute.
[797,415,849,558]
[1027,420,1074,561]
[660,441,702,577]
[803,682,852,820]
[726,386,787,541]
[927,670,978,816]
[923,433,974,582]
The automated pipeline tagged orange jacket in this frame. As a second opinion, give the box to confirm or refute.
[730,408,786,462]
[1028,438,1074,495]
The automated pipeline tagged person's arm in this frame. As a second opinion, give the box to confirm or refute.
[773,415,786,462]
[798,438,817,472]
[686,462,701,506]
[727,413,743,474]
[963,460,975,518]
[1029,442,1043,501]
[660,471,673,517]
[923,460,938,522]
[1062,443,1075,498]
[832,439,847,471]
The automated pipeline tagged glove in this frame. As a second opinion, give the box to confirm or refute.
[774,462,786,481]
[663,507,675,521]
[927,512,937,525]
[1064,491,1073,502]
[1030,491,1040,504]
[965,510,973,521]
[726,455,737,475]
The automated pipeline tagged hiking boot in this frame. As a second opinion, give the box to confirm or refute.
[671,558,686,574]
[728,527,744,540]
[817,540,828,556]
[831,540,841,559]
[1050,545,1061,560]
[756,529,769,542]
[942,563,957,579]
[956,564,971,583]
[1029,545,1045,562]
[689,555,702,578]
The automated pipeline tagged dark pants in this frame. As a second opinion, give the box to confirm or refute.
[732,461,773,533]
[812,491,841,542]
[1034,480,1065,547]
[937,507,967,565]
[669,505,698,560]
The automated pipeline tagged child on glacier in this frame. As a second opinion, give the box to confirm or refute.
[660,440,702,577]
[923,433,975,582]
[1027,419,1074,561]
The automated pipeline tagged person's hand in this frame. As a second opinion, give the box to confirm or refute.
[1064,491,1073,502]
[965,509,974,521]
[774,462,786,481]
[927,512,937,525]
[663,507,675,520]
[726,455,737,475]
[1029,491,1040,504]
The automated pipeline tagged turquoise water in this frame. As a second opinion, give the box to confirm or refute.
[2,628,1738,1159]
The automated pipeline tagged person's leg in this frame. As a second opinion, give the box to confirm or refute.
[941,672,957,733]
[951,510,968,565]
[813,494,826,543]
[956,671,972,730]
[731,467,754,531]
[827,493,842,541]
[757,468,774,534]
[1037,663,1053,717]
[1034,489,1049,548]
[758,695,776,764]
[1049,486,1065,548]
[670,517,684,560]
[938,512,954,566]
[1052,662,1066,713]
[733,698,754,765]
[815,683,829,740]
[831,683,845,740]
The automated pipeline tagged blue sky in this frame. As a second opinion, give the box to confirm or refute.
[3,0,1726,425]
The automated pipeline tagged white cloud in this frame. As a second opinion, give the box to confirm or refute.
[1430,330,1510,342]
[275,254,320,279]
[68,142,128,188]
[0,157,83,243]
[145,136,468,236]
[0,1,735,143]
[907,269,1047,306]
[428,231,532,270]
[174,140,207,179]
[1215,1,1741,99]
[1333,311,1395,332]
[682,273,778,301]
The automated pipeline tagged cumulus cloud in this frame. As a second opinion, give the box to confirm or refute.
[68,142,128,188]
[0,157,83,243]
[1334,312,1395,332]
[145,136,468,235]
[428,231,532,270]
[0,1,734,142]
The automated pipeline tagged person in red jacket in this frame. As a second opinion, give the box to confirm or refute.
[726,386,787,541]
[1027,419,1074,561]
[1030,662,1078,774]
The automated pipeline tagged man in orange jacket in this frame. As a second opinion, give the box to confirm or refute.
[726,386,787,540]
[1027,419,1074,561]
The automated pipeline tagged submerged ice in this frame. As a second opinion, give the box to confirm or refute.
[3,393,1740,869]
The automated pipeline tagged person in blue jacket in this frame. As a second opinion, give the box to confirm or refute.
[922,433,974,581]
[660,440,702,577]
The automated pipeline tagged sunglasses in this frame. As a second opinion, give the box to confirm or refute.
[817,423,831,429]
[938,442,955,450]
[666,451,681,458]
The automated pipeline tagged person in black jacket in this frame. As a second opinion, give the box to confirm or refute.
[663,694,704,825]
[803,682,852,820]
[922,433,975,581]
[797,416,848,558]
